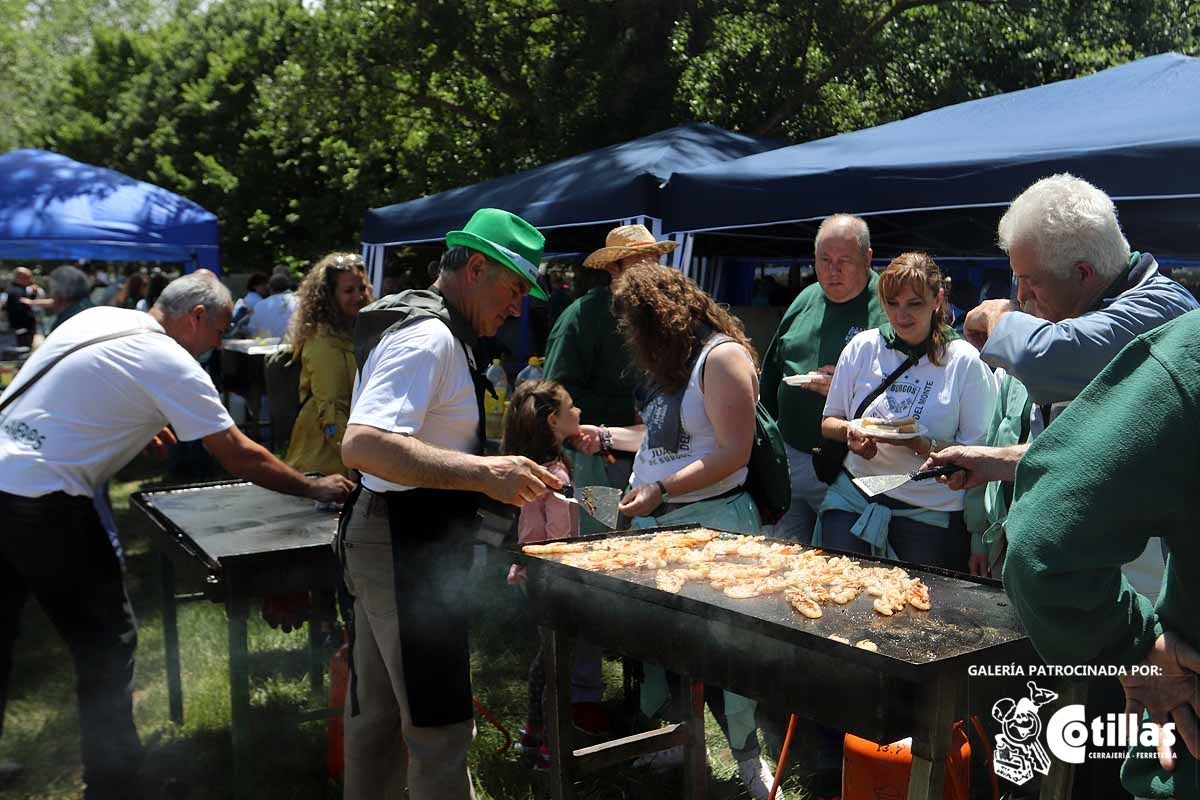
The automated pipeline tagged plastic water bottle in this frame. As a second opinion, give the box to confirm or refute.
[484,359,509,439]
[514,356,544,388]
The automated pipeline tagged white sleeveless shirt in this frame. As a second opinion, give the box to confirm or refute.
[630,334,755,503]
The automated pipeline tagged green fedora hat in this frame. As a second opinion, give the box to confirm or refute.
[446,208,547,301]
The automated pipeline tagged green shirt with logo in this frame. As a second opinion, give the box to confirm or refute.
[1006,311,1200,799]
[760,271,887,453]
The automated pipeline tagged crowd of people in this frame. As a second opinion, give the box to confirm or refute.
[1,171,1198,800]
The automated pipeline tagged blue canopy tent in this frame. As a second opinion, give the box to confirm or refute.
[664,53,1200,293]
[0,149,220,272]
[360,123,781,291]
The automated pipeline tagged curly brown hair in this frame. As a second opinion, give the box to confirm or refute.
[501,379,572,472]
[878,252,951,366]
[286,252,370,354]
[611,264,759,393]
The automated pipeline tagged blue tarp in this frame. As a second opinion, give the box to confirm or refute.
[0,149,220,271]
[665,53,1200,237]
[363,123,781,245]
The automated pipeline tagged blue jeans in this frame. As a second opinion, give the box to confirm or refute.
[819,509,969,571]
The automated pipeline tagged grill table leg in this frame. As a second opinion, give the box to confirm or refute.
[543,625,576,800]
[227,585,253,800]
[160,553,183,725]
[1038,680,1086,800]
[682,675,707,800]
[907,672,963,800]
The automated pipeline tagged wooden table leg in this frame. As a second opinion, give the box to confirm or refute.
[160,553,184,725]
[1039,679,1086,800]
[543,625,576,800]
[908,672,962,800]
[682,675,708,800]
[227,584,253,800]
[307,589,333,695]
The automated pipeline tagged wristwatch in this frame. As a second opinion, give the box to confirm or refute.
[654,480,670,500]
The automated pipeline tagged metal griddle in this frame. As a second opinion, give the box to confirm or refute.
[517,526,1026,681]
[134,479,339,575]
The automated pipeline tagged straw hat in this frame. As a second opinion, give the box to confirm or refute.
[582,224,678,269]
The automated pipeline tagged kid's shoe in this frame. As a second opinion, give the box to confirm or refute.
[516,722,543,753]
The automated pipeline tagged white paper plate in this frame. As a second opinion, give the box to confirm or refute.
[849,418,928,440]
[783,372,828,386]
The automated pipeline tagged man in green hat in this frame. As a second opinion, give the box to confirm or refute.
[340,208,560,800]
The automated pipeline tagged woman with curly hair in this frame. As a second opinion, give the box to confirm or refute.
[576,263,777,798]
[283,252,371,477]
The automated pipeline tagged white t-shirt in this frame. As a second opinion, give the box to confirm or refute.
[248,292,297,339]
[348,318,479,493]
[0,306,234,498]
[631,336,754,503]
[823,330,996,511]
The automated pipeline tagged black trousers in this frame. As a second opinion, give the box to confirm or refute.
[0,491,142,799]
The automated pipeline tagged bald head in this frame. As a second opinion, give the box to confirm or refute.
[813,214,872,304]
[12,267,32,287]
[814,214,871,260]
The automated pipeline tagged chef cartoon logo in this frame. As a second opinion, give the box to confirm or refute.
[991,682,1058,785]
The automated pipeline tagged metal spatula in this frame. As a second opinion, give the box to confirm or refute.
[552,484,623,529]
[852,464,963,498]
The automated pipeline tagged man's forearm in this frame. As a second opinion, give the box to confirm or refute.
[209,433,317,498]
[342,425,487,491]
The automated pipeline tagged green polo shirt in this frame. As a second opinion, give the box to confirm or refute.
[759,272,887,452]
[542,286,639,426]
[1006,310,1200,799]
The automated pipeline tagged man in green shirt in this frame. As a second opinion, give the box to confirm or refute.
[1004,310,1200,799]
[760,214,887,542]
[543,224,675,511]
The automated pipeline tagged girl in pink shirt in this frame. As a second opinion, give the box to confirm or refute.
[502,380,606,766]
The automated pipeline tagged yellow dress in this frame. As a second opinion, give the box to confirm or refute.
[284,332,357,477]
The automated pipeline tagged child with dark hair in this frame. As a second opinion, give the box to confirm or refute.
[502,380,608,767]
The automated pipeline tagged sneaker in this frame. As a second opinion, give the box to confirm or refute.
[517,722,544,753]
[533,743,551,771]
[632,744,685,771]
[571,702,610,736]
[737,755,779,800]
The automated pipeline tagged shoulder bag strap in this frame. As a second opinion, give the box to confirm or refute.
[851,353,918,421]
[0,329,166,416]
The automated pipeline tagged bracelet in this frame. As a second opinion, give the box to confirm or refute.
[654,480,669,499]
[598,425,614,452]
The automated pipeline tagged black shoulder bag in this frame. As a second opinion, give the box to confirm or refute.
[811,353,917,485]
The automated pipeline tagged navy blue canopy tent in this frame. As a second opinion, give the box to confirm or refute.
[360,123,781,289]
[665,53,1200,264]
[0,149,220,272]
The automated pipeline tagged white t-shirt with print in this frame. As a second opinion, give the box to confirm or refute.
[349,318,479,493]
[823,330,997,511]
[0,306,234,498]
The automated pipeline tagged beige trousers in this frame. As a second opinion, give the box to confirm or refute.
[340,489,476,800]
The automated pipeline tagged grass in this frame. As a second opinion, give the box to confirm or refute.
[0,458,816,799]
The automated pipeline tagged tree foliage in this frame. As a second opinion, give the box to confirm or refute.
[3,0,1198,270]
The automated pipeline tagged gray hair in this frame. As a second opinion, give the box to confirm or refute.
[154,273,233,318]
[998,174,1131,281]
[438,246,501,274]
[49,266,91,303]
[814,214,871,260]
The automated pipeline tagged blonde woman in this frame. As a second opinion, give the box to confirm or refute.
[284,253,371,476]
